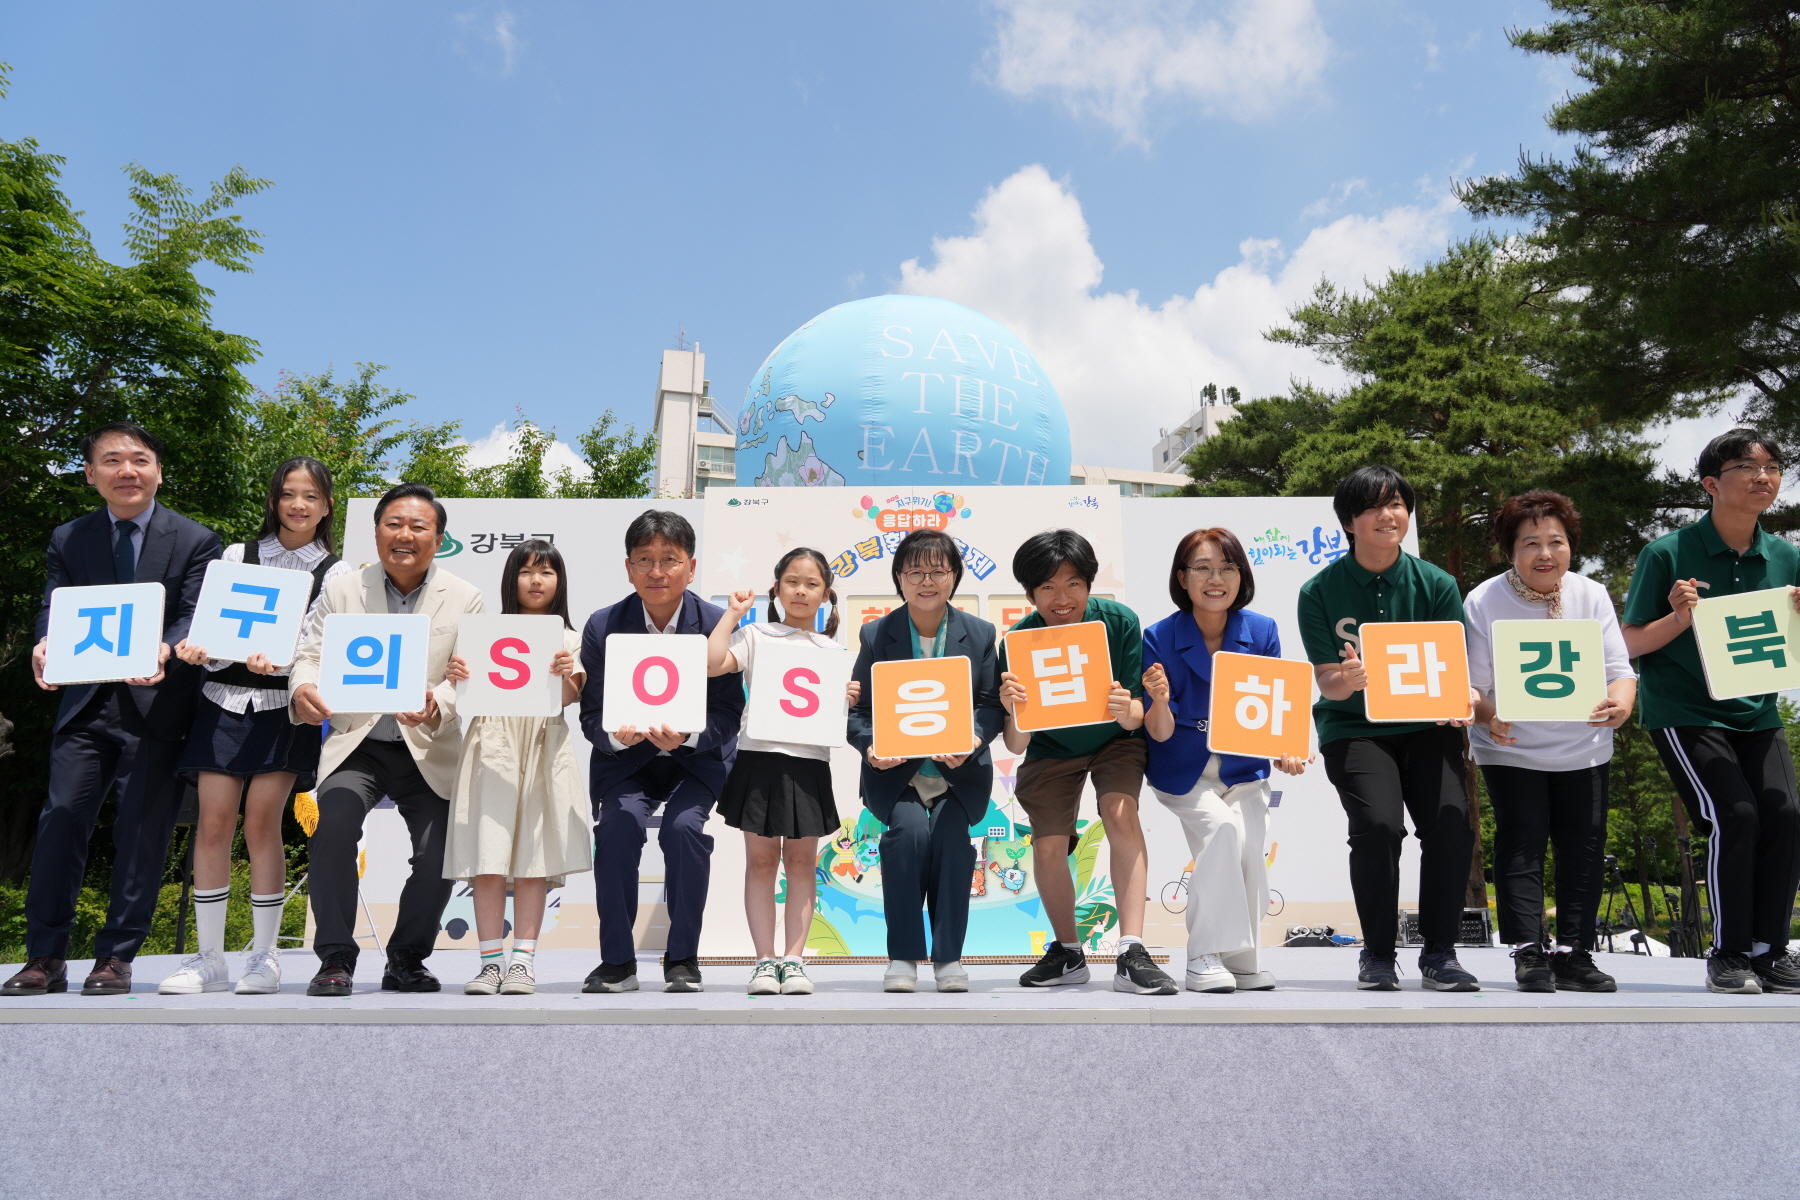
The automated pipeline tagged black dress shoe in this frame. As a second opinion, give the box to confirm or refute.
[2,957,67,997]
[307,951,357,997]
[81,957,132,996]
[382,953,441,993]
[584,961,638,993]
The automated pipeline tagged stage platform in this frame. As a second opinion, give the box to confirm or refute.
[3,947,1795,1199]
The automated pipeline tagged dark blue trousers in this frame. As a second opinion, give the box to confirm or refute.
[879,790,975,963]
[26,686,186,961]
[593,757,715,965]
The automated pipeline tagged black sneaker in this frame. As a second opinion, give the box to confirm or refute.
[307,951,357,997]
[1419,950,1480,992]
[663,957,704,993]
[1113,943,1177,995]
[1749,949,1800,994]
[1551,947,1616,993]
[381,951,441,993]
[1357,950,1399,991]
[1019,941,1090,988]
[1510,944,1554,993]
[583,961,638,993]
[1705,950,1762,995]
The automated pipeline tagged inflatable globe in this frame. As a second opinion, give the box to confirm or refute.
[738,296,1071,489]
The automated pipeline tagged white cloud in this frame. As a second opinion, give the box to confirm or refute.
[464,423,590,477]
[454,5,521,76]
[896,165,1456,471]
[985,0,1329,144]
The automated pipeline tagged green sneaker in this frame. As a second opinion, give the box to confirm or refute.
[778,960,814,995]
[747,959,781,996]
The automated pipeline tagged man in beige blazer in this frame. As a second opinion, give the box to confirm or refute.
[289,483,483,996]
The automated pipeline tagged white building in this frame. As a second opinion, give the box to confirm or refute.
[1068,464,1190,497]
[1151,385,1240,473]
[650,348,737,497]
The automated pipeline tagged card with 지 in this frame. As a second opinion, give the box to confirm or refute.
[42,583,166,685]
[1691,585,1800,701]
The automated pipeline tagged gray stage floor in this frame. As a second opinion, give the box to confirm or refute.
[5,945,1797,1022]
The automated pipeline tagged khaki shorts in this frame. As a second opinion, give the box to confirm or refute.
[1013,737,1147,838]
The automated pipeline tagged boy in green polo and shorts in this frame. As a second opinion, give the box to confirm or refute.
[1621,427,1800,995]
[998,529,1177,995]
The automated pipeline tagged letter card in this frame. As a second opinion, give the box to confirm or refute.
[744,636,855,748]
[42,583,166,684]
[454,614,567,718]
[1002,620,1115,733]
[318,613,431,714]
[1358,621,1472,723]
[1489,619,1607,721]
[1206,652,1314,759]
[601,633,709,733]
[1692,585,1800,701]
[871,655,975,760]
[185,559,315,666]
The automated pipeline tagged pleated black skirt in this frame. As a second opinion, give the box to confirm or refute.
[718,750,840,839]
[177,697,322,790]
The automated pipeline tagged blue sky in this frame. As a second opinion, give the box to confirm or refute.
[9,1,1668,477]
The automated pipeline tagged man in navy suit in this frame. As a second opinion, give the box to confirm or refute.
[5,423,221,997]
[578,509,742,994]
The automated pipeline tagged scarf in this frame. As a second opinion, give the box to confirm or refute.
[1505,567,1562,619]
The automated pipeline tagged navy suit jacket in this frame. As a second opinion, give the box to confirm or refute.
[35,503,222,738]
[1141,606,1281,794]
[847,605,1005,827]
[577,589,744,803]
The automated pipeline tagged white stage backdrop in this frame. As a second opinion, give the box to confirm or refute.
[323,492,1416,957]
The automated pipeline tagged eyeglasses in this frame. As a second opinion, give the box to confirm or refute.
[1721,463,1783,479]
[628,556,688,575]
[1181,563,1240,580]
[901,569,953,586]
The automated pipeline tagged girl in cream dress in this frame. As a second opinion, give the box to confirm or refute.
[444,540,589,995]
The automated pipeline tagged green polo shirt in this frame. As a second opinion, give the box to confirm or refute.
[1621,512,1800,732]
[998,595,1143,759]
[1297,548,1467,745]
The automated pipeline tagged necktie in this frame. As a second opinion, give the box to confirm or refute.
[114,520,138,584]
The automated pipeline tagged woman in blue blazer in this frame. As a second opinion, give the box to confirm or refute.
[1142,527,1310,995]
[847,530,1004,994]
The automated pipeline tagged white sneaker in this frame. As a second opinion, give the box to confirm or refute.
[1185,953,1236,994]
[464,962,503,995]
[159,950,231,995]
[1231,969,1277,991]
[499,960,536,995]
[933,961,969,993]
[235,948,282,995]
[883,959,918,993]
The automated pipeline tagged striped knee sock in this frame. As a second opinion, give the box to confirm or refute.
[193,886,229,954]
[510,940,537,971]
[479,939,506,970]
[250,891,286,952]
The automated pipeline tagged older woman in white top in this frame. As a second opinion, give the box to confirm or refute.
[1467,490,1636,995]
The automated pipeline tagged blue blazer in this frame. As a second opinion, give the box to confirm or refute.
[847,605,1006,827]
[577,590,744,803]
[35,503,221,738]
[1141,607,1281,794]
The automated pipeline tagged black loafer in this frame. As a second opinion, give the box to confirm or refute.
[2,957,68,997]
[307,952,357,997]
[382,954,441,992]
[584,961,638,993]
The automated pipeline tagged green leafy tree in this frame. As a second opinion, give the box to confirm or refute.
[1185,237,1669,593]
[0,65,270,877]
[394,411,656,500]
[1458,1,1800,445]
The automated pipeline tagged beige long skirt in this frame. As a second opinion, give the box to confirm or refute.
[444,712,592,886]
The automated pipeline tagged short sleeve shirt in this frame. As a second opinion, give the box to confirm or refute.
[1297,549,1467,745]
[1621,512,1800,732]
[997,595,1143,759]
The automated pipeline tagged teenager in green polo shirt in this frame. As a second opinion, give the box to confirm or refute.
[1621,428,1800,995]
[997,529,1177,995]
[1297,466,1483,992]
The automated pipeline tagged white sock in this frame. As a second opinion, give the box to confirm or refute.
[1513,941,1538,951]
[250,891,285,951]
[193,886,229,954]
[783,954,804,964]
[479,938,505,968]
[511,940,537,970]
[1752,941,1771,958]
[1118,935,1143,947]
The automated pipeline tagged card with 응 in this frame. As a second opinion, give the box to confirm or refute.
[744,636,855,748]
[42,583,166,684]
[1691,585,1800,701]
[870,655,975,760]
[1358,621,1472,723]
[1489,619,1607,722]
[1205,652,1313,759]
[1002,620,1115,733]
[454,614,568,719]
[601,633,709,733]
[185,558,315,667]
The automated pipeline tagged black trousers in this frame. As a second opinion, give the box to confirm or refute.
[309,739,452,962]
[879,789,976,963]
[1322,726,1472,955]
[1479,763,1608,949]
[26,686,186,961]
[1651,726,1800,953]
[593,757,716,966]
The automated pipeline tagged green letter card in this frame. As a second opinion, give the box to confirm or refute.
[1490,619,1607,722]
[1692,585,1800,701]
